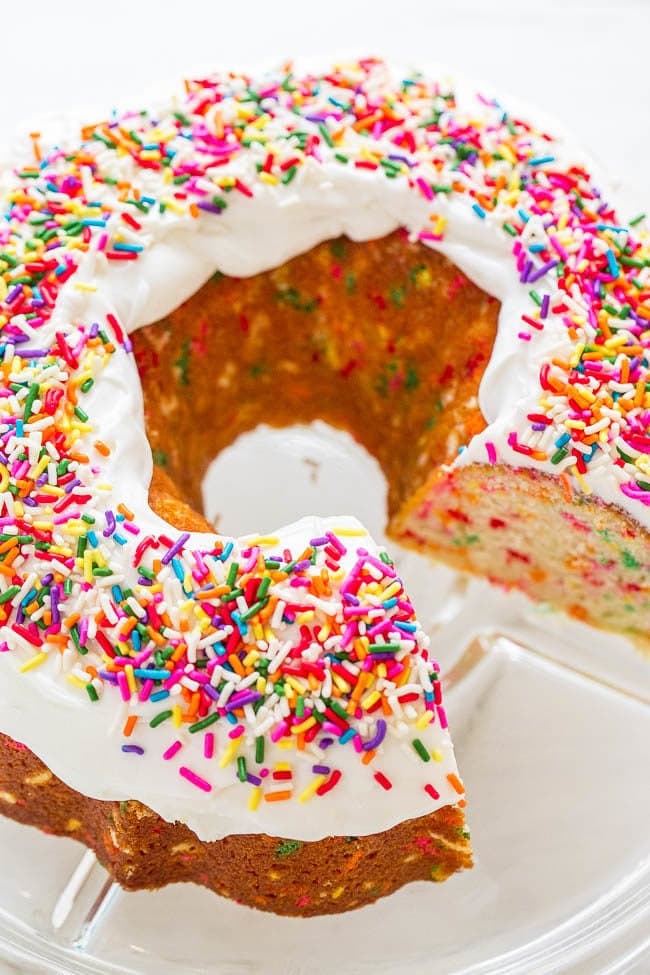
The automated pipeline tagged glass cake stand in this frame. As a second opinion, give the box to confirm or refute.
[0,423,648,975]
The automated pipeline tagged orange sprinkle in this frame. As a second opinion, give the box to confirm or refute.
[123,715,138,737]
[117,503,134,520]
[264,790,293,802]
[447,773,465,795]
[361,749,376,766]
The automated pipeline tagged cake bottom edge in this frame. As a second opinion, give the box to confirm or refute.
[0,732,472,917]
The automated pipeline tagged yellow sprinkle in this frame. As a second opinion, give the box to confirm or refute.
[172,704,182,728]
[296,611,315,624]
[0,464,9,492]
[415,711,434,730]
[274,762,291,772]
[219,739,240,768]
[256,676,267,694]
[298,775,327,803]
[285,675,307,695]
[83,549,94,584]
[332,673,352,694]
[431,749,443,762]
[277,738,295,750]
[72,282,98,293]
[291,717,317,735]
[331,886,346,900]
[331,527,367,537]
[248,786,262,811]
[361,690,381,710]
[19,652,47,673]
[125,664,137,695]
[258,172,278,185]
[66,674,87,689]
[29,455,50,480]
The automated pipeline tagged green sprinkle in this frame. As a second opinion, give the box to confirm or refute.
[226,562,239,588]
[150,709,173,728]
[237,756,247,782]
[23,383,40,422]
[188,712,220,734]
[86,683,99,702]
[621,550,641,569]
[0,585,20,604]
[275,840,302,859]
[412,738,430,762]
[318,123,334,147]
[255,736,265,763]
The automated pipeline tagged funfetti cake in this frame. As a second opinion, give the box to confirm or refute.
[0,57,648,916]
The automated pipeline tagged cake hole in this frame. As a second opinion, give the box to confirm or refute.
[201,421,387,540]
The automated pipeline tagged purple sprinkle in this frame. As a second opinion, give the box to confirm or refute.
[312,764,330,775]
[103,509,116,537]
[161,532,190,565]
[121,744,145,755]
[363,718,387,751]
[197,201,223,215]
[527,259,559,284]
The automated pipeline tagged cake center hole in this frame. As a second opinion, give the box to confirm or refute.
[201,421,388,542]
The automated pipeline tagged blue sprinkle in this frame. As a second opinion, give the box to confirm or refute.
[87,530,98,547]
[555,432,571,448]
[134,668,170,680]
[113,533,127,546]
[472,203,486,219]
[339,729,356,744]
[112,242,143,253]
[218,541,234,562]
[150,689,170,703]
[606,248,620,278]
[529,155,555,167]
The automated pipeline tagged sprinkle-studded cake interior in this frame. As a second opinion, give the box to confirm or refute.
[133,232,499,523]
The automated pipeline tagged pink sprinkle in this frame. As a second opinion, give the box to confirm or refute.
[518,332,532,341]
[116,671,131,702]
[425,783,440,800]
[416,176,434,201]
[229,724,245,740]
[179,766,212,792]
[163,740,183,761]
[485,441,497,464]
[203,731,214,759]
[436,705,448,729]
[271,719,289,742]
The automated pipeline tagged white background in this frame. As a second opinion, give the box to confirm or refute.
[1,0,649,218]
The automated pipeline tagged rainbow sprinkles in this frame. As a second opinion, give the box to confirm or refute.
[0,58,648,839]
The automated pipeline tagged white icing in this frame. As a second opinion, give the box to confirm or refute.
[0,60,645,843]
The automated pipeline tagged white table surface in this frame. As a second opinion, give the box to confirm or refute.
[1,0,648,218]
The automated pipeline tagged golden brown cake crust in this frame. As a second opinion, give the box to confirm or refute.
[0,733,471,916]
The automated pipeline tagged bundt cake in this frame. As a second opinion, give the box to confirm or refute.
[0,57,647,916]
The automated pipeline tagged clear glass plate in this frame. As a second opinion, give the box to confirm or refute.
[1,423,648,975]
